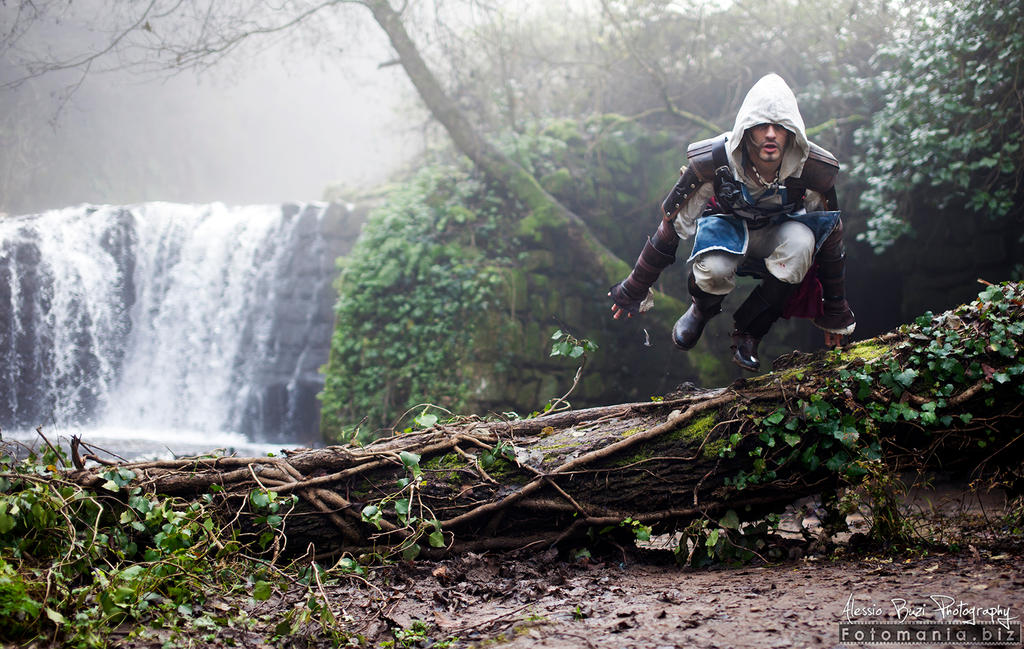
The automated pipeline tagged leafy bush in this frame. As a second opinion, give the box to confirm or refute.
[854,0,1024,252]
[319,164,512,439]
[0,444,353,647]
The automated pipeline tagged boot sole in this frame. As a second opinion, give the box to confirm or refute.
[672,337,699,351]
[731,355,760,372]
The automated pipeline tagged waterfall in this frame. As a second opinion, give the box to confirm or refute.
[0,202,359,444]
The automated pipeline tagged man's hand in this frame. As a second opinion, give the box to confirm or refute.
[608,283,646,319]
[608,292,633,320]
[824,331,844,348]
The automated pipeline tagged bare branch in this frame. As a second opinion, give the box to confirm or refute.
[597,0,723,134]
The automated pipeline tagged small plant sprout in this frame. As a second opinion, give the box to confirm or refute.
[546,329,599,413]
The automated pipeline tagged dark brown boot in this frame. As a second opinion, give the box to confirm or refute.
[730,331,762,372]
[731,276,798,371]
[813,218,856,335]
[672,274,724,350]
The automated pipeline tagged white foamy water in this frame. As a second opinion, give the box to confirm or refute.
[1,201,346,449]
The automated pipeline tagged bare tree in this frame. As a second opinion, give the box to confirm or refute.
[2,0,637,280]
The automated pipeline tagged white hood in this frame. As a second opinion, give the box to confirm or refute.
[726,74,809,182]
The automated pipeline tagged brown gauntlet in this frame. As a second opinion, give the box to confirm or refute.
[610,219,680,314]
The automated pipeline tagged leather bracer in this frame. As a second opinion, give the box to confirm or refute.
[612,220,680,310]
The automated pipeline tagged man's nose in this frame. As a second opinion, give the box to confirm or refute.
[764,124,778,139]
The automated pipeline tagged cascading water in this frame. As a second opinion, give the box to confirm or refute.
[0,202,359,450]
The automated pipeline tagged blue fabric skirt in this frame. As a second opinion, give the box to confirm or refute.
[687,210,841,262]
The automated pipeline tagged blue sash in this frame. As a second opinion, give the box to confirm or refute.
[688,210,840,262]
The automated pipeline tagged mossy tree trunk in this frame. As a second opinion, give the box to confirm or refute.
[66,283,1024,559]
[362,0,694,330]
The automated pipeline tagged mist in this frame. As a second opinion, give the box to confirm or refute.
[0,10,419,215]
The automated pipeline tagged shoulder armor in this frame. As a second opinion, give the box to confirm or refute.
[797,143,840,193]
[660,164,703,220]
[686,134,727,182]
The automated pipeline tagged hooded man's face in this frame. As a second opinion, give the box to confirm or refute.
[744,123,789,168]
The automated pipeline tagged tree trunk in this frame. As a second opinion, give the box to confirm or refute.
[363,0,640,288]
[65,282,1024,559]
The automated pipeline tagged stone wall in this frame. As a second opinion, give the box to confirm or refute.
[237,202,365,443]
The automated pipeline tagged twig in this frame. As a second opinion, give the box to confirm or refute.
[35,427,65,467]
[70,436,85,470]
[452,445,498,484]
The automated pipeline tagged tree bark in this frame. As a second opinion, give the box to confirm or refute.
[64,282,1024,558]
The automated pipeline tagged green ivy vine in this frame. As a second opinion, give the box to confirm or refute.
[318,164,514,440]
[854,0,1024,252]
[723,282,1022,492]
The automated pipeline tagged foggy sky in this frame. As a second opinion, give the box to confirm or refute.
[1,7,419,215]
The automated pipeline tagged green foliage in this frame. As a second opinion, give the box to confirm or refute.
[619,517,653,543]
[319,115,705,440]
[544,329,600,413]
[726,282,1023,499]
[357,449,456,561]
[381,619,456,649]
[855,0,1024,252]
[0,557,41,637]
[319,163,510,438]
[0,446,351,648]
[549,328,599,360]
[675,512,781,568]
[852,463,917,545]
[688,282,1022,554]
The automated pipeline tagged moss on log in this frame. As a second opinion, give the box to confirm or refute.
[66,282,1024,559]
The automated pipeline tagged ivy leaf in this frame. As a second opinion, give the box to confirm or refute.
[402,543,422,561]
[893,368,918,388]
[414,413,438,428]
[825,453,849,472]
[361,505,381,529]
[400,451,422,478]
[479,449,495,470]
[252,581,273,601]
[394,499,410,517]
[705,529,720,548]
[45,607,66,626]
[718,510,740,530]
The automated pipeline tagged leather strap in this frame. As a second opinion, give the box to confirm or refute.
[660,165,703,222]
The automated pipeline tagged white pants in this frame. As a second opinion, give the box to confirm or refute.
[692,220,815,295]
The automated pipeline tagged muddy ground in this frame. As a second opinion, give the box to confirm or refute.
[118,544,1022,649]
[112,486,1023,649]
[371,546,1024,649]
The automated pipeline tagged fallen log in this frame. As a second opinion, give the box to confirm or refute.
[60,281,1024,559]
